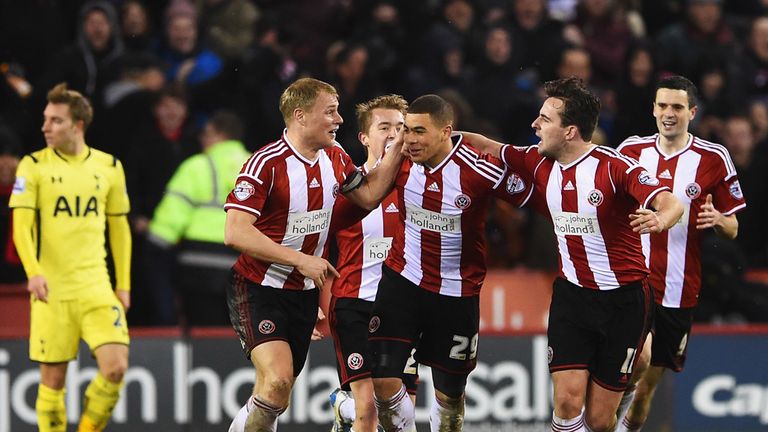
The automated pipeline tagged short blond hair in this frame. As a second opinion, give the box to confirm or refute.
[279,78,339,124]
[355,94,408,134]
[47,83,94,130]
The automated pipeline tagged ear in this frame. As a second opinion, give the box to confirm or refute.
[690,105,698,121]
[358,131,369,147]
[293,108,305,127]
[442,124,453,140]
[564,125,578,141]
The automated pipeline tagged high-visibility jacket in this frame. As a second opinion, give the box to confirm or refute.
[148,140,250,268]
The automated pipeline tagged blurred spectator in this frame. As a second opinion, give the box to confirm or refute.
[510,0,568,81]
[237,14,298,150]
[91,53,166,160]
[144,110,250,326]
[121,0,154,53]
[422,0,484,75]
[195,0,260,62]
[690,57,737,140]
[350,0,408,91]
[471,25,538,143]
[572,0,635,86]
[749,99,768,144]
[158,0,223,87]
[735,16,768,98]
[613,41,658,145]
[36,1,125,104]
[127,85,198,235]
[437,88,499,138]
[654,0,740,81]
[0,125,24,283]
[328,43,381,164]
[721,114,768,268]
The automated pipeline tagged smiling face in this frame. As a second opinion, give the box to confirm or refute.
[653,88,696,142]
[302,91,343,149]
[361,108,404,162]
[404,113,451,167]
[41,103,81,150]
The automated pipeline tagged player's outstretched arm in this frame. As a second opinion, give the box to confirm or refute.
[108,214,132,309]
[459,131,504,159]
[12,208,48,302]
[629,191,684,234]
[696,193,738,239]
[344,136,404,211]
[224,209,339,288]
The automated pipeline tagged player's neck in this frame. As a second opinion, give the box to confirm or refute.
[424,138,454,169]
[557,141,595,166]
[55,139,86,157]
[286,129,320,161]
[658,133,689,155]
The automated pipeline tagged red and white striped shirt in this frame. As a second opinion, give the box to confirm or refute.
[385,134,533,297]
[330,188,400,301]
[501,144,670,290]
[224,132,357,290]
[618,134,746,307]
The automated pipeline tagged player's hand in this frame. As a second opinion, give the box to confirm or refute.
[629,208,664,234]
[311,307,325,341]
[116,289,131,310]
[27,275,48,302]
[696,194,722,230]
[296,254,340,289]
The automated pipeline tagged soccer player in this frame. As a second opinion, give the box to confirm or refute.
[325,94,420,432]
[367,94,533,432]
[10,83,132,432]
[613,76,746,432]
[466,77,684,432]
[223,78,404,432]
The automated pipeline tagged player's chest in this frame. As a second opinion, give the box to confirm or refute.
[39,164,110,217]
[399,167,480,216]
[541,163,617,212]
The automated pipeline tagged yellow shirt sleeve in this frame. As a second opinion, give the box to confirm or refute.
[106,158,130,215]
[10,155,41,278]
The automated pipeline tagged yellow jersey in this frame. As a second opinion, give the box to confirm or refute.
[9,146,130,300]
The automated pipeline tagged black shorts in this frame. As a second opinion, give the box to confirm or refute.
[330,296,419,394]
[650,304,693,372]
[227,269,319,376]
[369,266,479,379]
[547,277,653,392]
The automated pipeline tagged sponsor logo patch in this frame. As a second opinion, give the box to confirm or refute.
[12,176,25,194]
[638,170,660,186]
[547,346,553,364]
[406,204,461,233]
[234,180,255,201]
[364,237,393,263]
[287,208,332,235]
[506,173,526,194]
[552,212,601,236]
[729,180,743,199]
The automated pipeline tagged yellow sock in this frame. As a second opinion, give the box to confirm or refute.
[36,384,66,432]
[78,373,123,432]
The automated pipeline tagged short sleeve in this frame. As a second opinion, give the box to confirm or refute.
[709,156,746,216]
[616,163,670,209]
[493,169,534,207]
[224,158,273,217]
[106,159,131,215]
[501,144,542,174]
[8,155,39,209]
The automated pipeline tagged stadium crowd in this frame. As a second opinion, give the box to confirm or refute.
[1,0,768,326]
